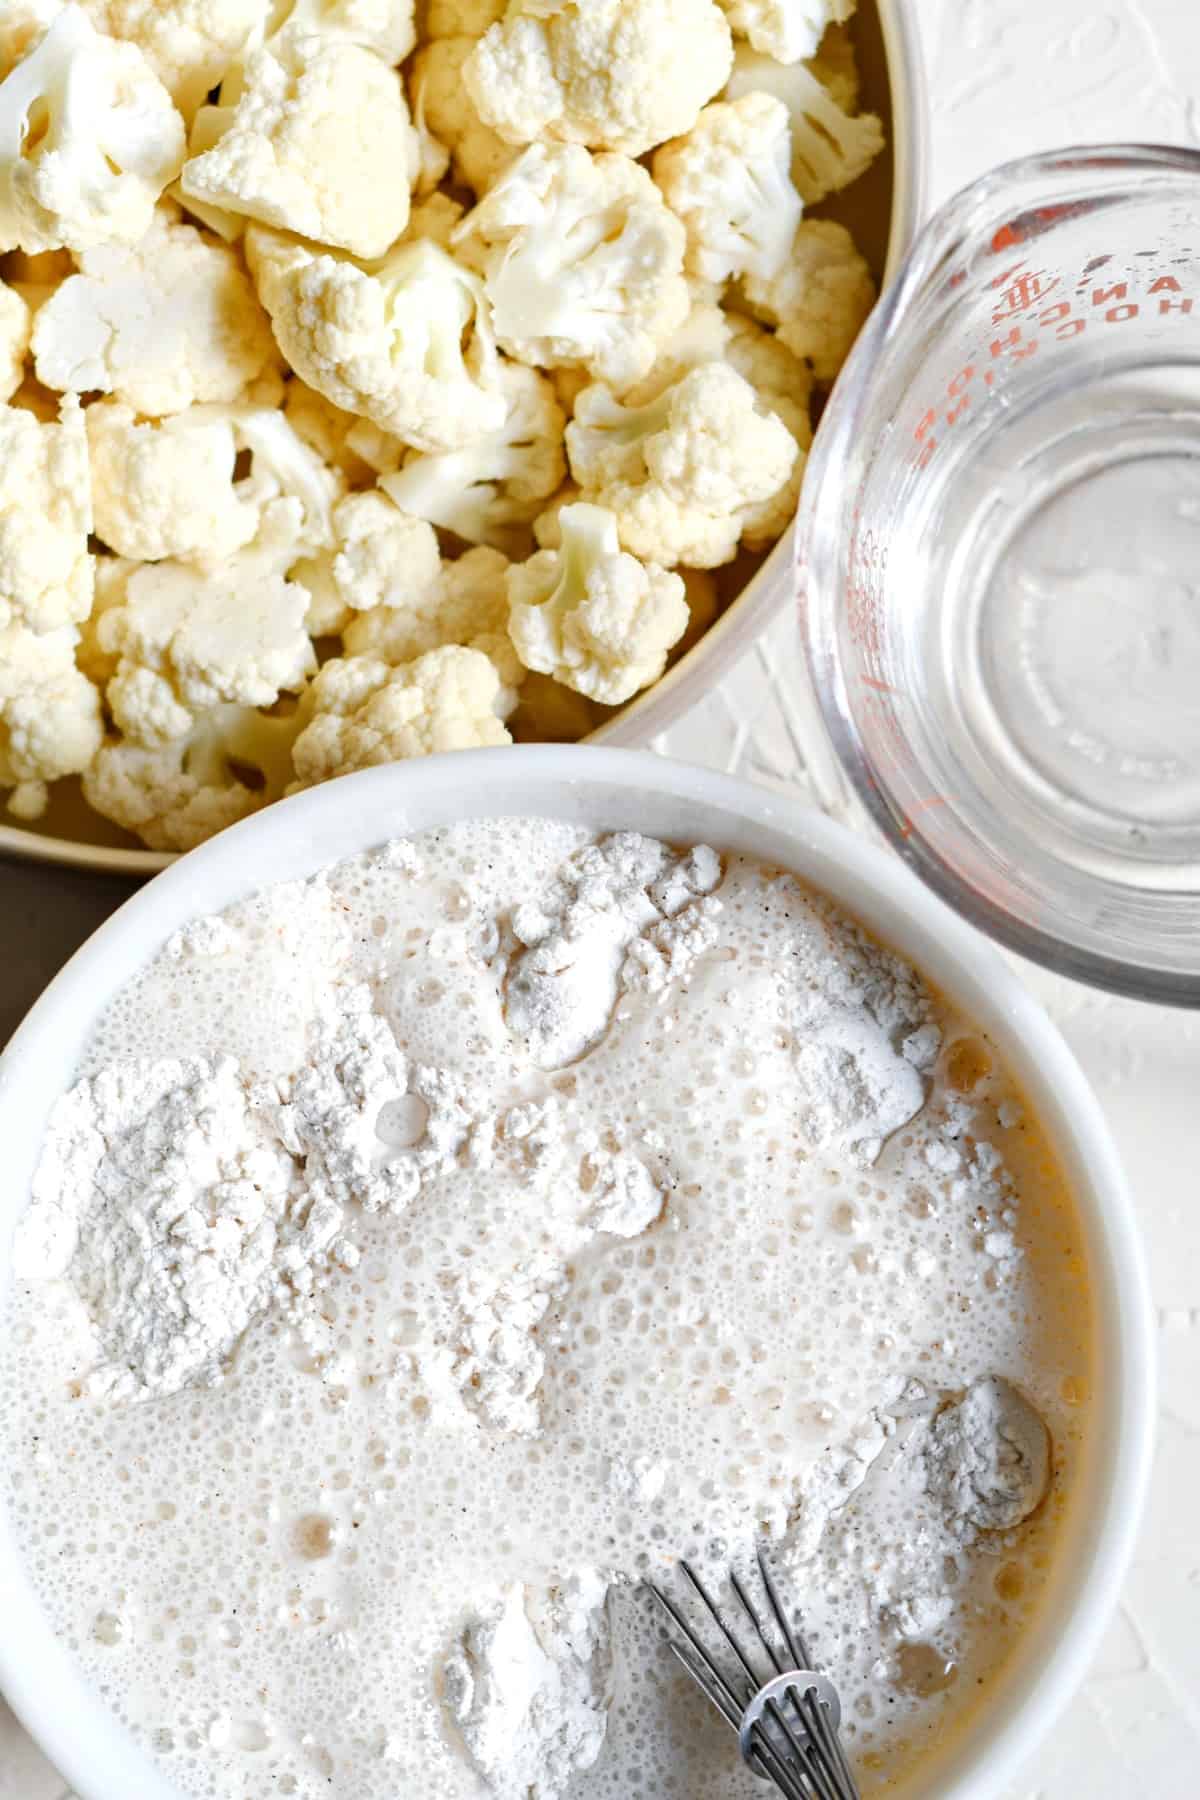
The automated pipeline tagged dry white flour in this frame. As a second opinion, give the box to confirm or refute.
[13,1058,317,1401]
[0,821,1093,1800]
[444,1571,612,1798]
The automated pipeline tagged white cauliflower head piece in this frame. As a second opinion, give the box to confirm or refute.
[0,5,186,255]
[724,51,883,204]
[0,622,102,799]
[83,0,271,121]
[87,397,341,571]
[342,544,514,684]
[87,402,259,566]
[743,216,875,381]
[83,702,301,851]
[717,0,854,65]
[464,0,733,158]
[228,403,343,551]
[33,207,278,415]
[182,30,416,258]
[96,537,317,747]
[571,305,813,552]
[565,362,800,567]
[0,395,92,633]
[290,488,441,636]
[456,142,688,389]
[380,361,565,551]
[290,642,513,786]
[412,37,512,197]
[507,501,686,704]
[652,93,803,285]
[247,227,507,453]
[262,0,417,64]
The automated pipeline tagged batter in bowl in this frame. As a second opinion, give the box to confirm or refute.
[0,820,1092,1797]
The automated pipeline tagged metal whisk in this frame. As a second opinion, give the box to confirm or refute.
[647,1550,861,1800]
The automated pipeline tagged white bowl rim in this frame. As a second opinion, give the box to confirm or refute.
[0,746,1154,1800]
[0,0,930,879]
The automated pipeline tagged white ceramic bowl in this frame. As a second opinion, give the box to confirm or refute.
[0,748,1152,1799]
[0,0,929,877]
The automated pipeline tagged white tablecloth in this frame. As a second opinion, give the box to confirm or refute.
[4,2,1199,1793]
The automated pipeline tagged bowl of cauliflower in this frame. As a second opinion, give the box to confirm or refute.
[0,0,923,871]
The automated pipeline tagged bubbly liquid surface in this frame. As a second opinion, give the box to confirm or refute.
[0,821,1093,1798]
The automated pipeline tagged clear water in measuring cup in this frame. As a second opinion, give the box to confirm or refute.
[892,350,1200,887]
[804,150,1200,995]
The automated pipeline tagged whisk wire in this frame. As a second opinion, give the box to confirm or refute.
[680,1559,761,1696]
[647,1554,861,1800]
[757,1547,812,1669]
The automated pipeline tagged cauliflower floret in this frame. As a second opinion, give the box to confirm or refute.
[623,304,813,418]
[0,395,91,633]
[77,552,130,685]
[33,208,277,415]
[97,533,317,747]
[805,23,860,109]
[507,500,686,703]
[282,378,375,486]
[91,390,342,567]
[182,31,416,258]
[455,143,688,390]
[0,622,102,800]
[290,642,512,785]
[82,1,269,120]
[380,362,564,550]
[717,0,852,65]
[87,402,269,565]
[719,313,812,545]
[464,0,732,159]
[652,93,802,285]
[565,362,799,567]
[743,217,874,381]
[262,0,416,63]
[0,6,185,255]
[629,311,811,546]
[411,38,512,196]
[83,701,301,850]
[230,403,343,549]
[247,227,506,453]
[342,542,511,668]
[290,488,440,635]
[618,303,735,404]
[723,51,883,204]
[590,307,813,549]
[0,279,30,397]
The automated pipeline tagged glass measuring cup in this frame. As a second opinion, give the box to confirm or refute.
[799,145,1200,1005]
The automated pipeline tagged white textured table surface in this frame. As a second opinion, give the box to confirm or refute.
[4,3,1200,1795]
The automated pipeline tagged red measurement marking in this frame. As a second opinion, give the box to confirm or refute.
[992,271,1059,323]
[898,797,947,839]
[860,675,898,694]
